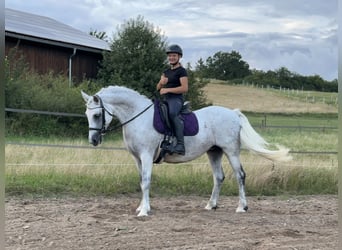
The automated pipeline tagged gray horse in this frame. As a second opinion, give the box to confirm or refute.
[82,86,291,216]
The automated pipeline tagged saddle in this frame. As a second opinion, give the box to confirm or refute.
[153,99,199,136]
[153,99,199,163]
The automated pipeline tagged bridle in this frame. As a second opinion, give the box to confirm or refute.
[87,95,108,134]
[87,94,153,134]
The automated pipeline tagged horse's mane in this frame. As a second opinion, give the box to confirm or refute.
[98,85,150,100]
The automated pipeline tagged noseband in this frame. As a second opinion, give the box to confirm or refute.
[87,95,153,134]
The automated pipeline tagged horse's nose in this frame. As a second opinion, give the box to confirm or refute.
[91,138,99,146]
[90,133,101,146]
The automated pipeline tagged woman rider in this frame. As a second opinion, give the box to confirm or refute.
[156,44,188,155]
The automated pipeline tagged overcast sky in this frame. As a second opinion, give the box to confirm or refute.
[6,0,338,81]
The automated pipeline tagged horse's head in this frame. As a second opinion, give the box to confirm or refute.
[81,90,114,146]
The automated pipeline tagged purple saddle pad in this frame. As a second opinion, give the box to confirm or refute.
[153,100,199,136]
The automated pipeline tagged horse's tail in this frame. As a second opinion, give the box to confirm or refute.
[235,109,292,162]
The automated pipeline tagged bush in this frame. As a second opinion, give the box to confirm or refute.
[5,48,102,137]
[5,73,96,137]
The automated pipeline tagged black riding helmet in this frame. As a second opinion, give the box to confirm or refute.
[166,44,183,57]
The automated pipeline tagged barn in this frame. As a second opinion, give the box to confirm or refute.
[5,8,110,85]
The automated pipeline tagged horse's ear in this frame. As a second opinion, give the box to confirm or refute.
[81,90,90,103]
[93,95,99,103]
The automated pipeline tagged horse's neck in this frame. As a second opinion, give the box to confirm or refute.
[102,88,151,123]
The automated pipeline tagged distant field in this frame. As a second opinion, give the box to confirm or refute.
[203,82,337,114]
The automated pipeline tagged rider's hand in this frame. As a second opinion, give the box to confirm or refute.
[160,74,168,85]
[157,75,168,90]
[159,88,169,95]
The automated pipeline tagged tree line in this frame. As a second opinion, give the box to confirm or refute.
[194,51,337,92]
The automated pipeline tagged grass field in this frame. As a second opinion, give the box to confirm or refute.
[5,83,338,197]
[204,81,337,114]
[5,140,337,197]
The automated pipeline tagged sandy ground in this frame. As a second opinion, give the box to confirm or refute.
[6,195,337,250]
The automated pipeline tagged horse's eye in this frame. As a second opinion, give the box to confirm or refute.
[94,113,101,119]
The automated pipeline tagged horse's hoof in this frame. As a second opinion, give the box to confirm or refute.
[205,204,217,210]
[137,211,149,217]
[236,206,248,213]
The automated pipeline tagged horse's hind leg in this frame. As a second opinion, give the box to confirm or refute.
[205,146,225,210]
[226,151,248,212]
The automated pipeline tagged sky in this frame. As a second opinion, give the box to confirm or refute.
[5,0,338,81]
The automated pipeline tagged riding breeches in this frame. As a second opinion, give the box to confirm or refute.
[164,95,184,128]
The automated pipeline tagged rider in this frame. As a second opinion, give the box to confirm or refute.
[156,44,188,155]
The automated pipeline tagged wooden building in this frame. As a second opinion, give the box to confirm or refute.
[5,8,110,84]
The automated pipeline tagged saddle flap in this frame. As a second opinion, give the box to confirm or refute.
[159,102,172,131]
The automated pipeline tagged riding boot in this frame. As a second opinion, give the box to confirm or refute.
[173,117,185,155]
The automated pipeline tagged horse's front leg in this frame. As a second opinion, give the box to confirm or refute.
[136,154,153,216]
[131,156,145,214]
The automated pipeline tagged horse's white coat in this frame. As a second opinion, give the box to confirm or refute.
[82,86,291,216]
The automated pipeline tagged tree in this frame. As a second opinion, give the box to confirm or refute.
[194,58,207,80]
[97,15,211,107]
[97,15,168,96]
[204,50,251,80]
[185,63,212,109]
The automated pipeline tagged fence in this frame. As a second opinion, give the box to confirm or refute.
[242,83,338,107]
[5,108,85,117]
[5,108,338,156]
[4,141,338,155]
[5,108,338,130]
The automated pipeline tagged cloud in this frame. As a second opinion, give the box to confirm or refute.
[229,32,338,80]
[5,0,338,80]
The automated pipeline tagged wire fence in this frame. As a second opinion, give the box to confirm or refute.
[5,108,86,117]
[5,108,338,130]
[5,141,337,155]
[6,141,337,169]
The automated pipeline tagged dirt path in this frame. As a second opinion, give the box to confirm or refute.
[6,195,337,250]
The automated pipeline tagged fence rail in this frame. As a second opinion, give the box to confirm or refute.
[5,108,338,130]
[256,125,338,130]
[5,108,85,117]
[5,107,338,155]
[5,141,337,155]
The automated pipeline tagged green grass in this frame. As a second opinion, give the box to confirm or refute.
[5,159,337,198]
[258,128,337,152]
[5,129,338,198]
[5,168,141,197]
[245,112,338,128]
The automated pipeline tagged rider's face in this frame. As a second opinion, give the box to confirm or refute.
[167,53,180,65]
